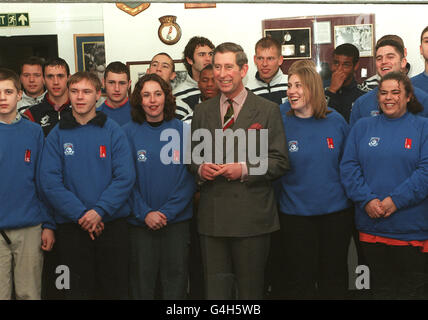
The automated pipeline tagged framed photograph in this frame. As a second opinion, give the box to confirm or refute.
[126,59,187,92]
[313,21,331,44]
[264,27,311,59]
[334,24,373,57]
[74,33,106,80]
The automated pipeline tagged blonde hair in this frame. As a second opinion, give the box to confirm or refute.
[287,60,329,119]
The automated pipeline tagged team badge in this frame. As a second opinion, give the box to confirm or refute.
[64,143,74,156]
[100,145,107,158]
[173,149,180,163]
[24,149,31,163]
[326,137,334,149]
[368,137,380,147]
[137,150,147,162]
[405,138,412,149]
[288,140,299,152]
[370,110,380,117]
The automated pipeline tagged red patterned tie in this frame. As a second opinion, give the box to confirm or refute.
[223,99,235,131]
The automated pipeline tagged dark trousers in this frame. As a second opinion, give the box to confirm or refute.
[129,220,190,300]
[361,242,427,299]
[188,192,204,299]
[55,218,129,300]
[199,233,270,300]
[264,229,284,299]
[279,208,353,299]
[41,246,64,300]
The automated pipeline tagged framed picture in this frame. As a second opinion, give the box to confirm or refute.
[334,24,373,57]
[74,33,106,80]
[126,59,187,92]
[264,27,311,59]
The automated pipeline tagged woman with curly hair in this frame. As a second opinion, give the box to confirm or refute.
[124,73,195,299]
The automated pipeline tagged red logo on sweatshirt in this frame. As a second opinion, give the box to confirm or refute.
[405,138,412,149]
[327,137,334,149]
[24,149,31,162]
[100,145,106,158]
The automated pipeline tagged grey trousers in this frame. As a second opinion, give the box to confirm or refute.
[0,224,43,300]
[199,233,270,300]
[129,220,190,300]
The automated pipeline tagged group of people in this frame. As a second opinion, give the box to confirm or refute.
[1,25,428,300]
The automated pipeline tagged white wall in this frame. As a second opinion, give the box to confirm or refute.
[2,2,427,78]
[103,2,428,80]
[1,3,104,73]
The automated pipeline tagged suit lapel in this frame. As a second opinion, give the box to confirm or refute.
[206,95,222,130]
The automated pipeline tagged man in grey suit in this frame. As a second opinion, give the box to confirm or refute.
[189,42,289,299]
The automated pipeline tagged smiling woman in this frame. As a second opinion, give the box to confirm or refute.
[340,71,428,299]
[278,61,352,299]
[378,72,422,118]
[124,73,195,300]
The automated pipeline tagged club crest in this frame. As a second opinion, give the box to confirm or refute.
[137,150,147,162]
[288,140,299,152]
[368,137,380,147]
[64,143,74,156]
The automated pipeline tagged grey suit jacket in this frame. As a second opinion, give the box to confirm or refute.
[189,90,290,237]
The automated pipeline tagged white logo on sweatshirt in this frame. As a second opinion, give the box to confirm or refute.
[137,150,147,162]
[368,137,380,147]
[288,140,299,152]
[64,143,74,156]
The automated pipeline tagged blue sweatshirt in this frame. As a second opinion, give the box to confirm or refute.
[123,119,195,226]
[278,104,351,216]
[97,99,131,126]
[350,86,428,126]
[411,72,428,94]
[0,118,53,230]
[40,112,135,225]
[340,112,428,241]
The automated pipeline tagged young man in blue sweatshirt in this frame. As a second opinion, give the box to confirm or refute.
[40,71,135,299]
[0,68,54,300]
[97,61,132,126]
[350,38,428,126]
[411,26,428,94]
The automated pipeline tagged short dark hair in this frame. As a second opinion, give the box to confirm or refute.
[421,26,428,43]
[104,61,130,81]
[375,39,405,59]
[213,42,248,69]
[200,64,213,73]
[376,34,404,48]
[129,73,176,124]
[43,57,70,77]
[183,36,214,75]
[378,71,423,114]
[334,43,360,65]
[151,52,175,73]
[0,67,21,91]
[255,36,281,56]
[19,56,45,75]
[67,71,102,92]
